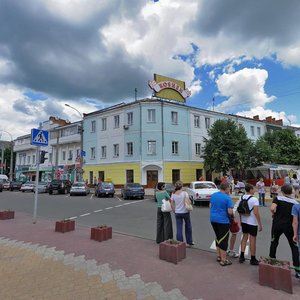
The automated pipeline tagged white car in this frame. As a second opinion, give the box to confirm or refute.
[186,181,219,203]
[70,182,90,196]
[20,181,35,192]
[34,182,49,193]
[0,179,10,190]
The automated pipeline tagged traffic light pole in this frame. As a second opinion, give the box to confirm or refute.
[33,146,40,224]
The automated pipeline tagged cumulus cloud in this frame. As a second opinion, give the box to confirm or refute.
[213,68,276,112]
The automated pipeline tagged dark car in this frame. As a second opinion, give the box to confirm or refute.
[95,181,115,197]
[154,183,175,201]
[121,183,145,200]
[9,180,24,191]
[48,179,72,195]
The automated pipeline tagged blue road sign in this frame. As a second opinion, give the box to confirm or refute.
[31,128,49,146]
[81,150,86,157]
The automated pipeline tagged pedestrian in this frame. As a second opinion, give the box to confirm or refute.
[170,180,194,247]
[284,174,291,185]
[269,184,300,278]
[210,182,234,266]
[155,182,173,244]
[239,183,262,265]
[292,201,300,278]
[270,180,278,199]
[291,174,299,199]
[256,177,266,206]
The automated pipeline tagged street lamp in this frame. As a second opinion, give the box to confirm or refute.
[65,104,84,181]
[0,130,14,181]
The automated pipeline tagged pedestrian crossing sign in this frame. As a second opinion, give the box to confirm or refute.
[31,128,49,146]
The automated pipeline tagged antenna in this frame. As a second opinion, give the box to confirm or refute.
[212,97,215,111]
[134,88,137,101]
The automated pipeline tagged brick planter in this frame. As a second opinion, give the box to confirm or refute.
[159,240,186,264]
[90,226,112,242]
[0,210,15,220]
[55,219,75,233]
[259,257,293,294]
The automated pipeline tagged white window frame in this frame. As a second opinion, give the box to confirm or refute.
[113,144,119,157]
[195,143,201,156]
[27,156,30,164]
[171,111,178,125]
[172,141,179,155]
[147,141,156,155]
[205,117,211,129]
[32,155,36,165]
[91,147,96,159]
[257,127,261,137]
[101,118,107,131]
[114,115,120,128]
[101,146,106,159]
[91,120,96,133]
[127,142,133,156]
[127,112,133,125]
[68,150,73,160]
[147,109,156,123]
[62,151,66,161]
[251,126,255,136]
[194,115,200,128]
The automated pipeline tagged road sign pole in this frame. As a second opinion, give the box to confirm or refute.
[33,146,40,224]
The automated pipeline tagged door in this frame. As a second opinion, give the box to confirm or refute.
[172,169,180,184]
[147,170,158,188]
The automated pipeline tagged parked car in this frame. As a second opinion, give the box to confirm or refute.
[186,181,219,204]
[20,181,35,192]
[121,183,145,200]
[34,182,49,193]
[48,179,72,195]
[95,181,115,197]
[9,180,25,191]
[0,181,3,192]
[70,182,90,196]
[154,183,175,201]
[0,179,10,190]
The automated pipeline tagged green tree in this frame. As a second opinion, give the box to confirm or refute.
[202,119,259,173]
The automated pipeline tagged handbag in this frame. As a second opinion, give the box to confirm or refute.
[230,219,240,234]
[184,192,193,211]
[161,199,172,212]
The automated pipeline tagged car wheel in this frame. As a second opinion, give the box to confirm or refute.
[49,190,53,195]
[22,190,24,192]
[141,196,144,199]
[123,194,127,200]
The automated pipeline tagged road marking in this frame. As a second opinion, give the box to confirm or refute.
[94,209,103,212]
[105,207,113,210]
[115,205,122,207]
[209,236,249,255]
[90,194,93,199]
[80,213,91,217]
[115,196,123,202]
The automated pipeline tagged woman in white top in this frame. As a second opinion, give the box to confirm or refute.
[170,181,194,246]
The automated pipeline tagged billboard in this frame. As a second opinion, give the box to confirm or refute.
[148,74,191,102]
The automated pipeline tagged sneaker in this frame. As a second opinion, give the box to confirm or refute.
[227,250,239,258]
[295,272,300,279]
[239,256,245,264]
[250,258,260,265]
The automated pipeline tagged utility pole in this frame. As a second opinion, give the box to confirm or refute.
[135,88,137,101]
[212,97,215,111]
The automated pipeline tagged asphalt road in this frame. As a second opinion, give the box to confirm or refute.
[0,190,294,263]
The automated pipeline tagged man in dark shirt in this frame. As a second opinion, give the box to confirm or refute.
[269,184,300,278]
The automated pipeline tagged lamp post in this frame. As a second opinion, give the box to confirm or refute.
[0,130,13,181]
[65,104,84,182]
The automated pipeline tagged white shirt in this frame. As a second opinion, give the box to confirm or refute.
[239,195,260,226]
[171,191,188,213]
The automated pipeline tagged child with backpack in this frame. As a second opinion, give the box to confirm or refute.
[237,183,262,265]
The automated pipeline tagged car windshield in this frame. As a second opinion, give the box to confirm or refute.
[72,182,85,187]
[194,183,217,189]
[102,182,113,188]
[127,183,141,188]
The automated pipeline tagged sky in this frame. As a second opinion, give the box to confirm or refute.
[0,0,300,141]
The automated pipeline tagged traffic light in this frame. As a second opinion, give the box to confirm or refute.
[40,151,48,163]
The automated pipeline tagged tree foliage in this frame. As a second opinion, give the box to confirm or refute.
[202,119,260,173]
[257,129,300,165]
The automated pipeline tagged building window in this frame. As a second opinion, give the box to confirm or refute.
[147,109,156,123]
[205,117,211,129]
[171,111,178,125]
[127,112,133,125]
[101,118,107,131]
[101,146,106,158]
[68,150,73,160]
[48,153,52,164]
[257,127,261,137]
[113,144,119,157]
[91,120,96,133]
[147,141,156,155]
[172,169,180,183]
[27,156,30,164]
[76,149,80,159]
[114,115,120,128]
[32,155,35,164]
[126,170,134,183]
[127,142,133,156]
[194,115,200,128]
[91,147,96,159]
[172,141,179,155]
[62,151,66,161]
[251,126,255,136]
[89,171,93,185]
[195,143,201,156]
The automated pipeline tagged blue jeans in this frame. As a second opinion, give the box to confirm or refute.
[175,212,193,245]
[258,193,265,206]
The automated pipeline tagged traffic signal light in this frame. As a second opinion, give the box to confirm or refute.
[40,151,48,163]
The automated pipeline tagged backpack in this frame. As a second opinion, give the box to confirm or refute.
[237,195,253,215]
